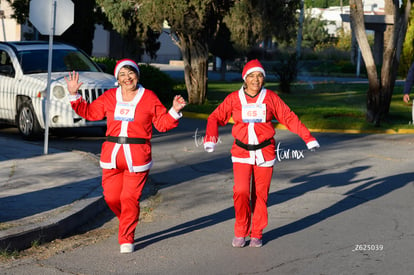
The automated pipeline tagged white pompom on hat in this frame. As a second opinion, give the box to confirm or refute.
[242,59,266,81]
[114,58,140,79]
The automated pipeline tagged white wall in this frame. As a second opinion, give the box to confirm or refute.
[91,24,110,57]
[141,28,181,63]
[309,0,385,36]
[0,2,23,41]
[92,23,181,63]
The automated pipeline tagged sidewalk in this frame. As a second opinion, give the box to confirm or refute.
[0,136,106,251]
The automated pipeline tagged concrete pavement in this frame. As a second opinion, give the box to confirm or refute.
[0,136,105,251]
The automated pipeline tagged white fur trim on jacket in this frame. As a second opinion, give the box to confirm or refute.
[237,87,267,165]
[204,141,216,152]
[168,108,183,120]
[306,140,320,150]
[231,156,275,167]
[68,93,82,102]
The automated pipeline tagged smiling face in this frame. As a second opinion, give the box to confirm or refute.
[117,66,139,92]
[244,71,264,96]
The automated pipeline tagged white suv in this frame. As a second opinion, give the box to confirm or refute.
[0,41,116,138]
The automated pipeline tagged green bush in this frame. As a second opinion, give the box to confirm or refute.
[273,53,298,93]
[91,57,175,104]
[138,63,176,104]
[92,57,117,74]
[399,8,414,78]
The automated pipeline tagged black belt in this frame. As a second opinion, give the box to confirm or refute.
[106,136,148,144]
[235,139,272,151]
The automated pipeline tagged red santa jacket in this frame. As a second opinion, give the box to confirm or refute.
[204,87,318,166]
[70,85,181,172]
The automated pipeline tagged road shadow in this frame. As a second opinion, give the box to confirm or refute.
[263,170,414,242]
[135,166,414,248]
[0,177,101,222]
[149,154,233,188]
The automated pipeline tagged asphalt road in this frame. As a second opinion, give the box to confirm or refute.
[1,117,413,274]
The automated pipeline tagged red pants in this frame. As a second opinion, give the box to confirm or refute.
[233,163,273,239]
[101,149,148,245]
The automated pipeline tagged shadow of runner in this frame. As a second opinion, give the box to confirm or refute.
[0,177,101,222]
[135,167,413,248]
[135,205,234,249]
[263,171,414,242]
[268,166,373,206]
[149,154,233,188]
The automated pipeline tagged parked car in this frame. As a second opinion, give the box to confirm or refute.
[0,41,116,138]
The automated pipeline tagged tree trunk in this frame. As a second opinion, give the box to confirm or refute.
[177,33,209,105]
[350,0,411,125]
[380,1,411,116]
[380,0,397,118]
[350,0,381,124]
[220,59,227,81]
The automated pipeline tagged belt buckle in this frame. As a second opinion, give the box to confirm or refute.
[247,144,256,150]
[118,136,127,144]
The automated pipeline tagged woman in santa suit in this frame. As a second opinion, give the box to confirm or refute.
[204,59,319,248]
[65,59,186,253]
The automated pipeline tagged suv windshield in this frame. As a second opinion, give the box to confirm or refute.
[17,49,100,74]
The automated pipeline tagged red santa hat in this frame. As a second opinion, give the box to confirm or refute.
[114,58,140,79]
[242,59,266,81]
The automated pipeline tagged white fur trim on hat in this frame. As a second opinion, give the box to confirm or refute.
[242,59,266,80]
[242,67,266,80]
[114,59,140,79]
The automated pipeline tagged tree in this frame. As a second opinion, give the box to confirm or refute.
[399,8,414,77]
[142,0,235,104]
[209,22,237,81]
[97,1,300,104]
[304,0,349,8]
[349,0,412,125]
[4,0,29,23]
[301,10,333,50]
[97,0,233,104]
[94,0,147,59]
[225,0,300,54]
[58,0,96,55]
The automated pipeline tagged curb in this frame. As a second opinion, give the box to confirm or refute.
[182,111,414,134]
[0,151,105,252]
[0,185,105,252]
[0,150,158,252]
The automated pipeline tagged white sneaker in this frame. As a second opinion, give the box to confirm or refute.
[120,243,134,253]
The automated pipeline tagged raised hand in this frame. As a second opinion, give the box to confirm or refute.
[172,95,187,112]
[64,71,83,95]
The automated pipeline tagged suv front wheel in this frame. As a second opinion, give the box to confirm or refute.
[17,101,42,139]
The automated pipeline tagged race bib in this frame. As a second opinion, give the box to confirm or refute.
[242,103,266,123]
[114,102,136,121]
